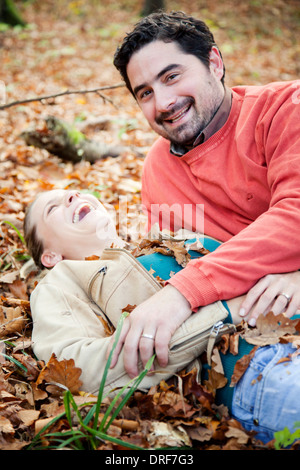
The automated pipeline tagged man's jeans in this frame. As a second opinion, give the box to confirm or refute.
[231,343,300,444]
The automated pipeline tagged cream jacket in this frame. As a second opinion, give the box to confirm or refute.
[30,249,229,395]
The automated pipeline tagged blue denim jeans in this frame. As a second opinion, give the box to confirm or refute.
[231,343,300,443]
[139,241,300,444]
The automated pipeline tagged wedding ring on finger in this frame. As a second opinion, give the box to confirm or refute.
[141,333,155,340]
[277,292,292,306]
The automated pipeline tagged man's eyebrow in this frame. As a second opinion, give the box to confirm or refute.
[133,63,181,97]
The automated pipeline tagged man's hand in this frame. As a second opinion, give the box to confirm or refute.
[107,284,192,378]
[239,272,300,326]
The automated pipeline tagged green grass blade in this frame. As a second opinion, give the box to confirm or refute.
[92,311,128,429]
[102,355,155,433]
[1,220,25,244]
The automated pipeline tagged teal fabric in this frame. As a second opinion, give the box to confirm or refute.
[138,236,222,280]
[138,238,300,413]
[137,236,250,412]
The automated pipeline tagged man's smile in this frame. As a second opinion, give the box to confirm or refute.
[164,103,192,124]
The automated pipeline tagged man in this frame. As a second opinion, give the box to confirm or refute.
[110,11,300,438]
[112,9,300,373]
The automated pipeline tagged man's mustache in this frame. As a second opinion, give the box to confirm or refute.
[155,98,194,125]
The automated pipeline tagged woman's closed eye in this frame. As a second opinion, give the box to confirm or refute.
[47,204,58,215]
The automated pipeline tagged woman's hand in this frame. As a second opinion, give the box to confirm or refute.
[239,272,300,326]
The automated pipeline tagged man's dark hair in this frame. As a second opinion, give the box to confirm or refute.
[113,10,225,96]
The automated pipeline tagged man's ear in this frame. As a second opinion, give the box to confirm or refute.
[209,46,224,81]
[41,250,63,268]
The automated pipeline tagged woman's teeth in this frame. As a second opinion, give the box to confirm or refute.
[72,203,94,223]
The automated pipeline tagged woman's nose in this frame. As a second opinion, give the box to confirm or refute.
[64,191,80,207]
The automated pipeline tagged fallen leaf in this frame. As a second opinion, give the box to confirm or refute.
[0,416,14,434]
[17,409,40,426]
[0,306,26,338]
[230,347,259,387]
[243,312,298,346]
[148,421,191,448]
[36,353,83,395]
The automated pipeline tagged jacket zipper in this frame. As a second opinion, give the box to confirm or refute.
[87,265,107,300]
[87,266,115,332]
[170,321,236,351]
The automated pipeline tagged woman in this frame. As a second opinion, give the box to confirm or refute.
[24,188,300,321]
[24,189,300,443]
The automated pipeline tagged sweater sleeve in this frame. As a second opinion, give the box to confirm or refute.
[167,84,300,308]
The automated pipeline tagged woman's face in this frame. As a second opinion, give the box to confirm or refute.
[29,189,119,267]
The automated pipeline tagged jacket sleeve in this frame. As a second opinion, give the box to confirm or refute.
[168,86,300,308]
[31,282,119,394]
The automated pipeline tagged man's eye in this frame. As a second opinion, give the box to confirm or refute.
[166,73,178,82]
[140,89,152,100]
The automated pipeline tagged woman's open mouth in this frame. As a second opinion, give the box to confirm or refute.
[72,203,94,223]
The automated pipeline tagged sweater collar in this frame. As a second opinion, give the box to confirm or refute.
[170,87,232,156]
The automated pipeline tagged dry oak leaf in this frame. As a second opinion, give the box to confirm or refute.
[162,240,191,267]
[36,353,83,395]
[148,421,191,448]
[17,409,40,427]
[12,353,40,381]
[205,348,227,393]
[0,416,14,434]
[134,239,191,267]
[230,346,259,387]
[0,306,26,338]
[242,312,298,346]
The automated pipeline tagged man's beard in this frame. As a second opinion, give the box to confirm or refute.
[155,94,221,148]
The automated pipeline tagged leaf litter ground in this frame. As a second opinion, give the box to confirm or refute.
[0,0,299,451]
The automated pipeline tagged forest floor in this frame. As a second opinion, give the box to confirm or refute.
[0,0,299,451]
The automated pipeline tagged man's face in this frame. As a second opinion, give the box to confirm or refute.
[30,189,118,266]
[127,40,225,147]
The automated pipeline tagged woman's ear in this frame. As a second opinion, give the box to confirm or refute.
[209,46,224,81]
[41,250,63,268]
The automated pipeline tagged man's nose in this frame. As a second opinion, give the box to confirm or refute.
[64,190,79,207]
[155,87,176,114]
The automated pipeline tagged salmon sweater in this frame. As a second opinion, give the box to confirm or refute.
[141,81,300,309]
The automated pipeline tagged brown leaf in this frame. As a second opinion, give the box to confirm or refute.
[8,280,28,301]
[17,409,40,426]
[0,306,26,338]
[12,353,40,381]
[133,239,191,267]
[204,348,228,394]
[36,353,83,395]
[230,346,258,387]
[186,239,210,256]
[162,240,191,267]
[148,421,191,448]
[0,416,14,434]
[243,312,297,346]
[229,333,240,355]
[121,304,136,314]
[225,425,251,444]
